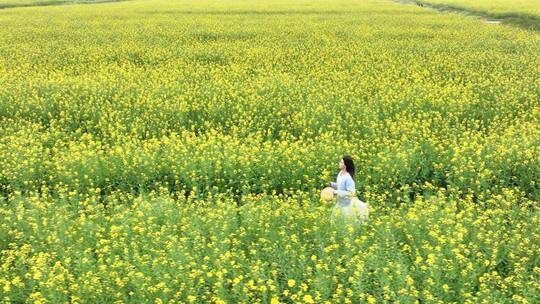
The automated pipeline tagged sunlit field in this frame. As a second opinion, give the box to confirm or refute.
[1,0,539,303]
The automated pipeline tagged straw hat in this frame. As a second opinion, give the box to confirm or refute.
[320,186,334,201]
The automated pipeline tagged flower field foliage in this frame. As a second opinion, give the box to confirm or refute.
[0,0,539,303]
[0,0,125,9]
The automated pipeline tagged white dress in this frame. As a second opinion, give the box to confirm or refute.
[330,172,369,223]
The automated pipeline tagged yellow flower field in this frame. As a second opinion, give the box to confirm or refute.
[0,0,539,303]
[0,0,121,9]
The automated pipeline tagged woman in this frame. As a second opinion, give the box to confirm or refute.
[327,155,357,220]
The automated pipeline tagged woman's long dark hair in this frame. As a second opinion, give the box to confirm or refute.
[343,155,355,180]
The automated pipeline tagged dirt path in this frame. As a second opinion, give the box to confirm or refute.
[393,0,539,31]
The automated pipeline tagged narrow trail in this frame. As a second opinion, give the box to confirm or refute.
[0,0,128,10]
[393,0,540,32]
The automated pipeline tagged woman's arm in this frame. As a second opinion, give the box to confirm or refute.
[335,177,355,197]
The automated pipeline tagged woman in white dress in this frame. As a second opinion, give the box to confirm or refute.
[327,155,367,223]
